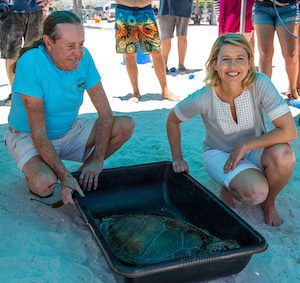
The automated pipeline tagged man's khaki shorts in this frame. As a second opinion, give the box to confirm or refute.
[5,118,96,170]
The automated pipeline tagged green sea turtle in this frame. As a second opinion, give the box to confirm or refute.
[97,214,240,266]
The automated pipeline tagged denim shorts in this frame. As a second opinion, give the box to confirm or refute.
[5,118,96,170]
[252,2,299,26]
[203,148,263,189]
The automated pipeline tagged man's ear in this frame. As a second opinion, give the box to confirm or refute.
[43,34,52,51]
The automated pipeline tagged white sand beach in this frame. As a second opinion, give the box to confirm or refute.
[0,23,299,282]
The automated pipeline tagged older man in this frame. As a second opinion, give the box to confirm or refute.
[115,0,179,102]
[5,11,135,205]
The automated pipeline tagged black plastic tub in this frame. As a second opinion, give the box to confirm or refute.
[73,161,267,283]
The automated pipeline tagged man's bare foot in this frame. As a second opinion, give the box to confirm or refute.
[129,92,141,103]
[220,186,236,208]
[261,202,283,226]
[162,89,180,101]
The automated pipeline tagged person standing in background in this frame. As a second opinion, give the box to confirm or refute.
[218,0,255,51]
[115,0,179,102]
[252,0,299,100]
[0,0,50,106]
[158,0,193,74]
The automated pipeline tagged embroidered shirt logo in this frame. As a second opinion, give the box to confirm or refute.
[76,78,86,92]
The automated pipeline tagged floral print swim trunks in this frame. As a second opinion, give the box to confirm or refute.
[115,4,161,54]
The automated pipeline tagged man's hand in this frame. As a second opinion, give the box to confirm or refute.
[172,159,190,174]
[61,174,85,205]
[78,160,104,191]
[0,2,10,15]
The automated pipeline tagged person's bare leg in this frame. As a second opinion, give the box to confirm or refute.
[260,144,295,226]
[82,116,135,164]
[277,24,299,99]
[229,169,269,207]
[23,157,57,197]
[177,35,187,67]
[5,58,16,85]
[150,51,179,101]
[124,54,141,102]
[244,31,255,56]
[220,186,236,208]
[254,24,275,78]
[161,37,171,68]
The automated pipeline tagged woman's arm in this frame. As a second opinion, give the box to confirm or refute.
[21,95,84,204]
[166,110,189,174]
[225,112,297,172]
[244,112,297,149]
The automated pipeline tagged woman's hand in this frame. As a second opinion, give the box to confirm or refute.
[224,144,247,173]
[172,159,190,174]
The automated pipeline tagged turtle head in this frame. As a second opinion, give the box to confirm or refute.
[205,239,240,253]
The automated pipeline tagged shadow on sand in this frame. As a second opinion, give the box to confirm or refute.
[114,93,165,102]
[166,68,203,77]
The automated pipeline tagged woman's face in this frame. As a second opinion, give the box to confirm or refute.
[45,23,85,71]
[214,44,250,86]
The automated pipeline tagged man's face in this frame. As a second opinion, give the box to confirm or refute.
[45,23,85,71]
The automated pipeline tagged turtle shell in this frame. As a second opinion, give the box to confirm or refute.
[97,214,239,266]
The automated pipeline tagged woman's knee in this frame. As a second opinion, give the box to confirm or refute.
[239,185,269,206]
[282,48,298,62]
[229,170,269,205]
[258,46,274,61]
[263,144,295,169]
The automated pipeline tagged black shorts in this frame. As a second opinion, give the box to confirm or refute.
[0,11,43,59]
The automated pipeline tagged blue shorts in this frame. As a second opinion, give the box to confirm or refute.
[252,2,299,26]
[203,148,263,189]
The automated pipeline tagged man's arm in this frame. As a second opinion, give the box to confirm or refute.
[116,0,152,8]
[21,95,84,204]
[78,82,114,191]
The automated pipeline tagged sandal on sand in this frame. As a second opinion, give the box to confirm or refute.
[30,190,63,208]
[178,65,187,75]
[29,189,53,198]
[28,180,63,208]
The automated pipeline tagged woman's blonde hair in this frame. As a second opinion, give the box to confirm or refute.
[204,33,256,88]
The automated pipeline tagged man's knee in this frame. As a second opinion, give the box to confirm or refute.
[125,53,136,63]
[28,172,57,197]
[114,116,135,141]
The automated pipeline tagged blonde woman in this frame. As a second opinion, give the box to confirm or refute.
[167,33,296,226]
